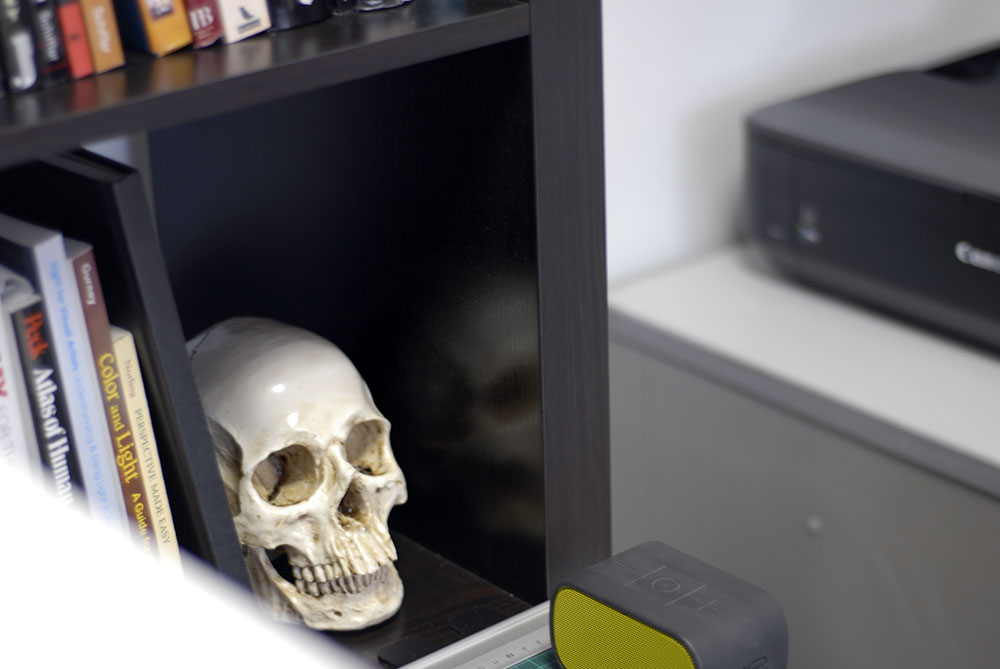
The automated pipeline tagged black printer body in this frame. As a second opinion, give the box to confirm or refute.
[746,48,1000,352]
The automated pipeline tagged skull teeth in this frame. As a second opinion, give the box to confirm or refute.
[293,563,390,598]
[352,535,379,574]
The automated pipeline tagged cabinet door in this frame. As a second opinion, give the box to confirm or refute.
[612,341,1000,669]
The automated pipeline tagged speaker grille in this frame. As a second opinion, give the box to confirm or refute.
[552,587,696,669]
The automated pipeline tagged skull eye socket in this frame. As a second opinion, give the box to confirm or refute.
[344,420,386,476]
[251,444,320,506]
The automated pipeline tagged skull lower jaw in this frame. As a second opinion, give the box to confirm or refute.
[246,546,403,630]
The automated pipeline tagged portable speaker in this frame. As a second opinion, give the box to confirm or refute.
[551,541,787,669]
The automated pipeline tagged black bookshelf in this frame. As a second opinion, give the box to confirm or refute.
[0,0,609,664]
[0,0,529,169]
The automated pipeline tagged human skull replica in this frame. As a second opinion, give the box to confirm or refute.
[188,317,407,631]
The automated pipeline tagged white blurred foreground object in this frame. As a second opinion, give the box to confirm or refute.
[0,465,369,667]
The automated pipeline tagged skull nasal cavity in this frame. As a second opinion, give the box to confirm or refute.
[345,420,386,475]
[252,444,320,506]
[338,482,368,525]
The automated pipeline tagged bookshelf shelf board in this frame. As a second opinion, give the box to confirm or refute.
[329,533,530,667]
[0,0,529,169]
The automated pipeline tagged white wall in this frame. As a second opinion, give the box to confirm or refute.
[603,0,1000,284]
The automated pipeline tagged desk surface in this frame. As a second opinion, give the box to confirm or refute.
[610,244,1000,496]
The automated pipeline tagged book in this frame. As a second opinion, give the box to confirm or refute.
[8,284,85,504]
[79,0,123,73]
[0,214,128,531]
[56,0,94,79]
[23,0,71,87]
[0,0,40,93]
[113,0,191,56]
[68,239,160,556]
[112,325,181,567]
[0,266,42,477]
[215,0,268,44]
[184,0,220,48]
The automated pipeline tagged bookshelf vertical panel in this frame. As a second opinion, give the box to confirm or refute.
[0,155,249,585]
[93,167,251,585]
[530,0,612,592]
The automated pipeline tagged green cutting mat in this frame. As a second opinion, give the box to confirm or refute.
[511,649,557,668]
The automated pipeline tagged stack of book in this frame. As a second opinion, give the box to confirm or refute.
[0,0,126,93]
[0,0,415,94]
[0,0,272,94]
[0,210,181,568]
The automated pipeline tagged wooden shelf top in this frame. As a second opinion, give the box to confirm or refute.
[0,0,529,168]
[325,533,531,667]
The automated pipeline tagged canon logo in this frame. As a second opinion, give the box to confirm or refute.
[955,241,1000,275]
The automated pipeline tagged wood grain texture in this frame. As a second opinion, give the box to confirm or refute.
[0,0,529,169]
[150,40,547,602]
[530,0,612,592]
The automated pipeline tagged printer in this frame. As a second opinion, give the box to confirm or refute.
[745,47,1000,352]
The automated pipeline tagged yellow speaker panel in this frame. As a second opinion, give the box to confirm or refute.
[553,587,696,669]
[549,541,788,669]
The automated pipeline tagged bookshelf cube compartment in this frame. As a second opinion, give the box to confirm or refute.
[150,40,547,603]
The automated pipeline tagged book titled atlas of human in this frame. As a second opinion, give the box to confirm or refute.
[9,289,84,504]
[68,239,159,556]
[0,214,128,531]
[112,325,181,567]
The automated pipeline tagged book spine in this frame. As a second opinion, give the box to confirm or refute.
[24,0,71,87]
[10,301,85,505]
[114,0,190,56]
[113,326,182,568]
[56,0,94,79]
[0,0,41,92]
[0,310,38,472]
[78,0,123,73]
[184,0,220,48]
[0,296,41,475]
[215,0,267,44]
[35,238,127,530]
[72,248,158,557]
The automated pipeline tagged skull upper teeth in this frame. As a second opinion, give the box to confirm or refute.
[294,563,390,597]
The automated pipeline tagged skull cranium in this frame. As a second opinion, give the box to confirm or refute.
[188,317,407,630]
